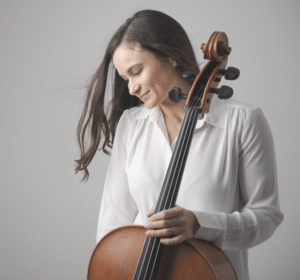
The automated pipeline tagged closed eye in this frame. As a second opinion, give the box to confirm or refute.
[133,69,142,76]
[120,68,142,83]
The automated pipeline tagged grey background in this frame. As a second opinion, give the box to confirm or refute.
[1,0,299,279]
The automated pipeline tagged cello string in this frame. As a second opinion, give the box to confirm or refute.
[168,92,203,208]
[147,107,196,280]
[142,106,195,280]
[144,86,203,280]
[136,99,198,279]
[147,93,201,280]
[149,109,199,280]
[140,87,202,279]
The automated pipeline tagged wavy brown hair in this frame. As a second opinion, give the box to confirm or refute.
[75,10,199,182]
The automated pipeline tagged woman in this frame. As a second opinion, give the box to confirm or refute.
[75,10,283,279]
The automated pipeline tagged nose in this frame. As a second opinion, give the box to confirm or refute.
[128,81,141,96]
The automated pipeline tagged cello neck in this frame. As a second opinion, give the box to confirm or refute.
[155,105,202,213]
[133,105,202,280]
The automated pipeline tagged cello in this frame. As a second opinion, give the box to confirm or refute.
[88,31,239,279]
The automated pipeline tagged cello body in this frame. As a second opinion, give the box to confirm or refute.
[87,226,237,279]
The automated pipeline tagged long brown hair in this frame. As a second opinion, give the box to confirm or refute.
[75,10,199,182]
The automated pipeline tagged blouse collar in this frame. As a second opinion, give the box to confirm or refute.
[134,94,226,129]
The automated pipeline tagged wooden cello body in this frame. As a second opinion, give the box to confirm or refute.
[88,226,236,279]
[88,32,239,280]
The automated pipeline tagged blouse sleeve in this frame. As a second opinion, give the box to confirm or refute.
[193,108,284,251]
[96,110,138,243]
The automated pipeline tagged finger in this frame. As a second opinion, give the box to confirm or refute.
[146,226,182,238]
[149,206,183,221]
[147,206,155,217]
[145,216,183,230]
[160,234,186,245]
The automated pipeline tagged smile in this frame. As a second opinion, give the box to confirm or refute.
[140,91,149,100]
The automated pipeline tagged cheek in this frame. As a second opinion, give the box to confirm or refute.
[145,64,177,98]
[155,70,176,95]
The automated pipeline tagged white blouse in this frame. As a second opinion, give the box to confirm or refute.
[96,94,284,280]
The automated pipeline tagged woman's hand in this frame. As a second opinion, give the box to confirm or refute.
[144,206,200,245]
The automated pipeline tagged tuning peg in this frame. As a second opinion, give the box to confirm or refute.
[219,67,240,80]
[210,85,233,99]
[169,87,188,103]
[182,71,197,81]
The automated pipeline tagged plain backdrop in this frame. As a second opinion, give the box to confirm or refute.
[1,0,299,279]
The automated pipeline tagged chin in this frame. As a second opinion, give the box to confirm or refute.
[144,103,155,109]
[143,99,157,109]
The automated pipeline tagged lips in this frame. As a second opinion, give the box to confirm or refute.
[140,91,149,100]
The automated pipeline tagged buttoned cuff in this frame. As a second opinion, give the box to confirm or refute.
[192,211,227,248]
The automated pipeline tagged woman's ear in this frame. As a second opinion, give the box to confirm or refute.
[169,57,177,68]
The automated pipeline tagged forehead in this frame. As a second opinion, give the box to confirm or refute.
[113,42,156,73]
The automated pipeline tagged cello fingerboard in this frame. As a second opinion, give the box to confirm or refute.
[133,105,202,280]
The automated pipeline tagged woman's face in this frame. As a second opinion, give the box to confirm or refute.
[113,42,182,109]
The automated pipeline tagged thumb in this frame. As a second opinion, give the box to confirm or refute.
[147,206,155,217]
